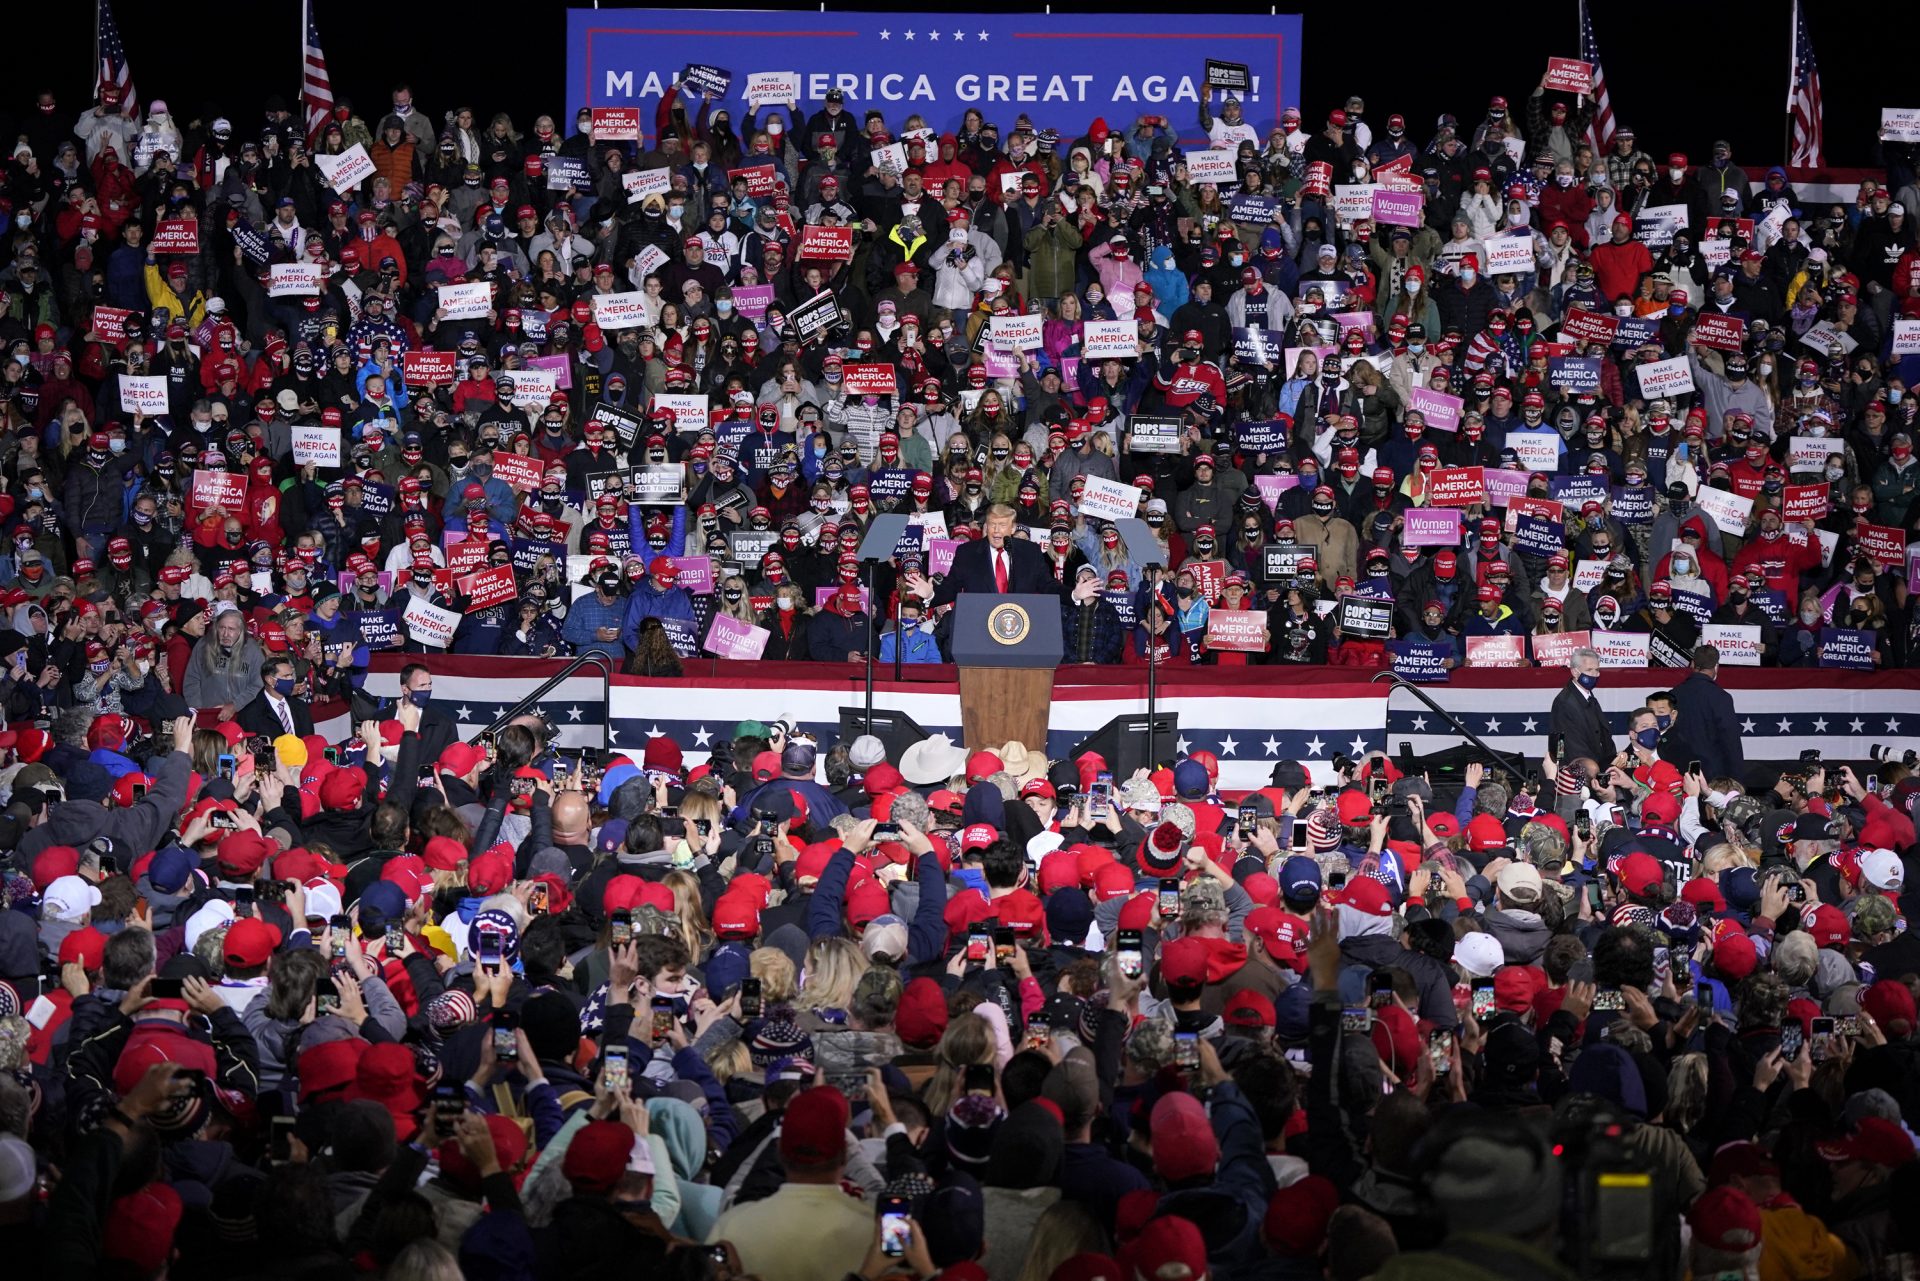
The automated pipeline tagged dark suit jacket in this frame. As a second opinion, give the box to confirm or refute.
[1670,670,1744,783]
[237,690,315,739]
[930,538,1066,610]
[1549,681,1614,767]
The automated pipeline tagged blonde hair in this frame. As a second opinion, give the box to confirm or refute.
[797,936,868,1014]
[1016,1202,1109,1281]
[1666,1052,1709,1134]
[705,1037,752,1083]
[717,574,755,622]
[923,1012,996,1117]
[386,1239,465,1281]
[664,869,713,956]
[750,946,798,1004]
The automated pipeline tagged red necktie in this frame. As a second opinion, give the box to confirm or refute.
[994,550,1009,593]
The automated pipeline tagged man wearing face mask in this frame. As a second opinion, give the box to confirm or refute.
[238,655,316,739]
[1549,648,1615,768]
[63,430,132,563]
[562,565,632,663]
[619,555,695,654]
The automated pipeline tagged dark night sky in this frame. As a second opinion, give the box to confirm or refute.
[11,1,1895,170]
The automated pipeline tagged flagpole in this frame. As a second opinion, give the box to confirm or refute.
[1784,0,1796,169]
[93,0,101,101]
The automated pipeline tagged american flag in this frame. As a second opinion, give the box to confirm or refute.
[1579,0,1616,153]
[302,7,336,149]
[95,0,138,118]
[1789,0,1824,167]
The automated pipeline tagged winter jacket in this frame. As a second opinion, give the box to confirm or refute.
[1024,218,1085,300]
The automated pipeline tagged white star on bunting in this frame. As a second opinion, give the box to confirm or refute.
[693,727,712,747]
[1262,736,1282,757]
[1348,736,1369,756]
[1740,719,1757,734]
[1305,736,1326,756]
[1218,735,1238,756]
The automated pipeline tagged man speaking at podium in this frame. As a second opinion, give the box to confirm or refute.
[905,504,1066,610]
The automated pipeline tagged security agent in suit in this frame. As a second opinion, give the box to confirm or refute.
[910,503,1072,612]
[1549,646,1616,768]
[237,654,317,739]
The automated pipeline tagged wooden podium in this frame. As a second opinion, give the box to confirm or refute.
[951,594,1063,751]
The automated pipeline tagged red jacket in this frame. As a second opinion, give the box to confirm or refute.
[1731,530,1821,599]
[1589,237,1653,303]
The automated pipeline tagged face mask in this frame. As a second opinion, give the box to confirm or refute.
[1577,672,1600,690]
[274,676,298,696]
[408,688,432,708]
[1460,270,1476,287]
[722,589,744,603]
[776,597,795,612]
[1669,168,1686,182]
[1801,607,1822,624]
[1634,727,1660,750]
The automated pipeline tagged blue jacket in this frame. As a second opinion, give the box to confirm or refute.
[877,626,942,663]
[619,580,695,651]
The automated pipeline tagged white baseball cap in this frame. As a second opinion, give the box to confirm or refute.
[43,874,102,924]
[1452,931,1505,978]
[1860,847,1905,893]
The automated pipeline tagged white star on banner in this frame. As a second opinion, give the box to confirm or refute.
[1410,716,1427,731]
[879,29,890,39]
[1851,718,1867,732]
[1521,718,1538,733]
[1740,719,1757,734]
[978,29,989,40]
[928,30,939,40]
[1777,718,1793,734]
[608,726,621,744]
[904,29,915,40]
[693,727,712,747]
[647,725,663,738]
[1349,737,1370,756]
[567,706,584,722]
[1484,717,1502,732]
[1262,736,1281,757]
[1305,736,1326,756]
[1176,736,1191,754]
[455,705,474,722]
[1889,718,1904,733]
[1812,717,1829,732]
[1219,735,1238,756]
[952,30,963,40]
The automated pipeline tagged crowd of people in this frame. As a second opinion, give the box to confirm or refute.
[4,70,1919,674]
[0,48,1919,1281]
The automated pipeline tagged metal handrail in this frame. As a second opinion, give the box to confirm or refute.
[473,653,615,743]
[1369,670,1532,782]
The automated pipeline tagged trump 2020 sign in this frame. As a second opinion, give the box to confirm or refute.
[567,10,1304,139]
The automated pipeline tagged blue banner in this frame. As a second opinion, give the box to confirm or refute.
[1610,482,1654,524]
[1819,628,1877,671]
[1547,475,1610,510]
[1513,514,1564,558]
[568,10,1304,137]
[1389,639,1452,682]
[1235,418,1291,453]
[346,610,403,651]
[1548,356,1601,393]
